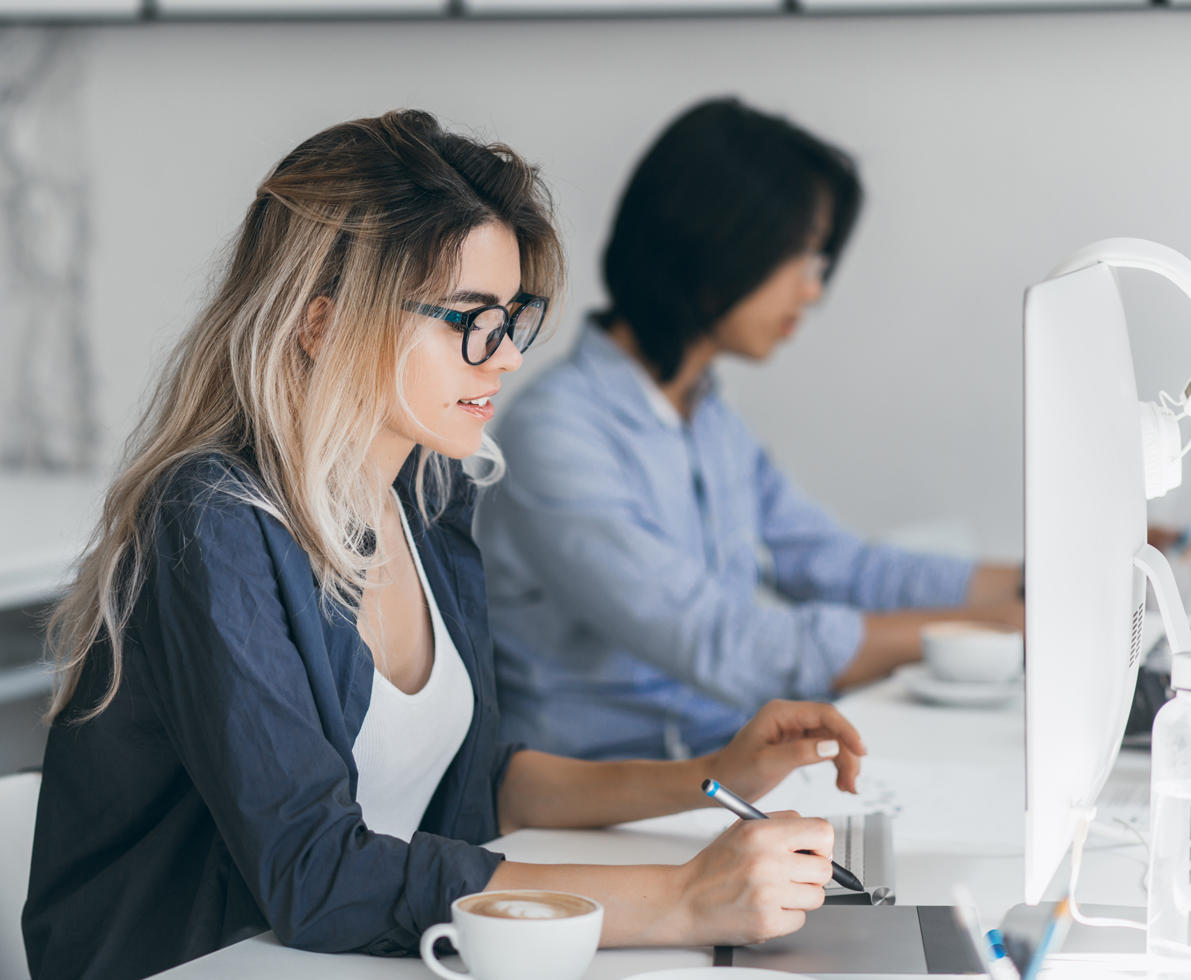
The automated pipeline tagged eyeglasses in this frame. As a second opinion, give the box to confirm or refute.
[403,292,549,366]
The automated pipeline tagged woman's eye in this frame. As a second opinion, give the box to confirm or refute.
[441,311,469,333]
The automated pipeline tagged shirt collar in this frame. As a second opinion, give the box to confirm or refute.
[572,317,716,431]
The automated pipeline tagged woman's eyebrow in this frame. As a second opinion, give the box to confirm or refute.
[441,287,523,307]
[443,288,500,306]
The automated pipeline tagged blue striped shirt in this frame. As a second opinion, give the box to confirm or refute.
[475,322,973,760]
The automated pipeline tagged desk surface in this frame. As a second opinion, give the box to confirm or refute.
[0,473,104,608]
[153,676,1148,979]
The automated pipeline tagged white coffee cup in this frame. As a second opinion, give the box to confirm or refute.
[420,889,603,980]
[920,622,1023,684]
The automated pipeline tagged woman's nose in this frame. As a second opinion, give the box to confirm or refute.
[487,330,523,373]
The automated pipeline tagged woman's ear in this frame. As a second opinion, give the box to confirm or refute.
[298,296,334,359]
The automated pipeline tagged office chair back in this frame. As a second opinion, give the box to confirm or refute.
[0,771,40,980]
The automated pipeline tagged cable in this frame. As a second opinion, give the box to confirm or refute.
[1158,390,1183,414]
[1068,807,1148,932]
[1100,814,1149,852]
[1069,806,1191,966]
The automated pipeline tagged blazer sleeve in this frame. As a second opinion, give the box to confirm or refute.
[133,478,503,956]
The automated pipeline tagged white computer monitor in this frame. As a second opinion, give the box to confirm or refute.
[1022,238,1191,905]
[1022,257,1148,904]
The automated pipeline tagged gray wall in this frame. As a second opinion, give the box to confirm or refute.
[81,11,1191,558]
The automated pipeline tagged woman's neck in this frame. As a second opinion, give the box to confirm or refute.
[364,430,416,494]
[605,320,717,421]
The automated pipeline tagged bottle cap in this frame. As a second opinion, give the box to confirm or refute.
[1172,652,1191,692]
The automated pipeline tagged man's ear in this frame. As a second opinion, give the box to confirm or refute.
[298,296,334,359]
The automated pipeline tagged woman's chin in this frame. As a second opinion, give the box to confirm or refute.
[424,433,484,460]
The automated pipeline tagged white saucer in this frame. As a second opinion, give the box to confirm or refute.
[897,662,1022,707]
[624,969,810,979]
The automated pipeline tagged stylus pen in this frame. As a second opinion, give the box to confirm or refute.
[701,778,865,893]
[953,887,1021,980]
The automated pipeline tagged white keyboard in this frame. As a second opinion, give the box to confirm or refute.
[831,814,865,874]
[824,812,895,905]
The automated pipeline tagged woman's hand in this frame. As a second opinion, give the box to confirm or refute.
[703,700,866,804]
[673,810,834,946]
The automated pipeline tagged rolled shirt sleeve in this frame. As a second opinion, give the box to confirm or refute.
[488,413,865,709]
[753,435,975,613]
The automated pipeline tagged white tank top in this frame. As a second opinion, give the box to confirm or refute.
[351,494,474,840]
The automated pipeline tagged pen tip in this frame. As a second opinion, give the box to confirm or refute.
[701,778,716,795]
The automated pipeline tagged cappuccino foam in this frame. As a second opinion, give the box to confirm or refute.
[459,891,596,920]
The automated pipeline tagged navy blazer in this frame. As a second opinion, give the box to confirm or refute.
[23,452,519,980]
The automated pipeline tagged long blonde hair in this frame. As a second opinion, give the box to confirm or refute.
[46,109,563,722]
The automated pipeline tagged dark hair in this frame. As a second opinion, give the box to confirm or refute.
[600,97,862,382]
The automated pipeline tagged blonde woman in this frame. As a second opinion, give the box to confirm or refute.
[22,110,866,980]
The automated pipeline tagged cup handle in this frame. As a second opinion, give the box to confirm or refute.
[420,923,473,979]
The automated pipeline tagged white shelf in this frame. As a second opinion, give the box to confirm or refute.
[156,0,447,13]
[464,0,780,10]
[0,0,139,14]
[801,0,1145,8]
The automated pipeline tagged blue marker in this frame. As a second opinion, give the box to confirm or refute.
[701,778,864,893]
[985,929,1022,980]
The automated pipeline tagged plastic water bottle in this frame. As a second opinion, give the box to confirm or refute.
[1148,652,1191,974]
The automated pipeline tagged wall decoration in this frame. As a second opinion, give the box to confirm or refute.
[0,28,96,472]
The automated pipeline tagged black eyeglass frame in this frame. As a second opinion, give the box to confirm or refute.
[403,291,550,366]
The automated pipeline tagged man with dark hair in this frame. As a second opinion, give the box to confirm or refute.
[474,98,1022,761]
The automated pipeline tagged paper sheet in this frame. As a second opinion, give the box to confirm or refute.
[855,756,1025,854]
[624,757,1024,852]
[622,756,1025,855]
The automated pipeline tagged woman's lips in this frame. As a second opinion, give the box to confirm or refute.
[457,397,495,421]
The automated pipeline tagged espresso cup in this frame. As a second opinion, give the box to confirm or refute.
[920,622,1023,684]
[419,889,603,980]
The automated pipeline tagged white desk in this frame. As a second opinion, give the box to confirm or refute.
[0,473,103,609]
[154,676,1148,979]
[0,473,105,704]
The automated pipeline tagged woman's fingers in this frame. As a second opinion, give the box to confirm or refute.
[759,700,867,757]
[744,908,809,944]
[799,704,867,756]
[744,812,834,868]
[733,819,831,939]
[757,726,864,794]
[684,812,832,947]
[753,702,867,794]
[776,811,834,861]
[832,745,864,794]
[767,734,844,771]
[780,881,829,913]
